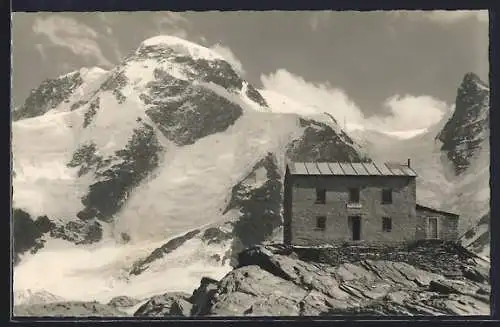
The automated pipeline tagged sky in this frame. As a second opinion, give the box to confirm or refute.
[11,10,489,133]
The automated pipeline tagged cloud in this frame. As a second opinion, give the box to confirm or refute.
[391,10,488,24]
[261,69,365,124]
[260,69,451,133]
[371,94,452,131]
[210,43,245,75]
[32,15,112,67]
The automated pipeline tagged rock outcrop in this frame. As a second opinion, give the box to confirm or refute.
[132,277,220,317]
[437,72,489,176]
[133,292,192,317]
[107,296,141,308]
[134,241,490,317]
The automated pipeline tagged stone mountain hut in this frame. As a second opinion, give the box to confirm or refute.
[283,160,459,246]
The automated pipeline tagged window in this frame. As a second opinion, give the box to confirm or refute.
[382,189,393,204]
[382,217,392,232]
[349,188,360,203]
[316,216,326,230]
[315,189,326,204]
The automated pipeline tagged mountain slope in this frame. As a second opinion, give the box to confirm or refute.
[12,35,364,305]
[12,67,109,120]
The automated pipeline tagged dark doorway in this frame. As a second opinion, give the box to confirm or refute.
[316,216,326,230]
[427,217,438,239]
[350,216,361,241]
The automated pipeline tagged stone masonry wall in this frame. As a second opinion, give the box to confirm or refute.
[416,207,459,241]
[289,175,417,246]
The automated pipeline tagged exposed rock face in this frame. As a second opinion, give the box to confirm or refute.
[12,209,56,265]
[245,83,269,107]
[142,69,243,146]
[49,219,103,245]
[201,227,233,245]
[82,97,100,128]
[286,118,365,162]
[224,153,283,266]
[130,229,201,275]
[76,121,163,223]
[99,70,128,104]
[437,73,489,175]
[107,296,141,308]
[190,277,220,316]
[66,142,102,178]
[12,208,106,263]
[12,71,84,120]
[134,242,489,317]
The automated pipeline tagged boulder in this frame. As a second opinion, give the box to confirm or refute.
[428,279,482,297]
[462,265,489,284]
[190,277,219,316]
[133,292,192,317]
[170,298,193,317]
[209,265,308,316]
[107,296,140,308]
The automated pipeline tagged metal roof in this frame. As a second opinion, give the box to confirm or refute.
[287,161,417,177]
[416,204,459,218]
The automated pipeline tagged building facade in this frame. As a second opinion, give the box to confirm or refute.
[415,204,459,241]
[283,161,459,246]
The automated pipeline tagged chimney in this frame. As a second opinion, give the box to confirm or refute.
[407,158,411,168]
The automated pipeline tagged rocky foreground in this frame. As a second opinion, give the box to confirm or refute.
[14,240,490,317]
[134,241,490,317]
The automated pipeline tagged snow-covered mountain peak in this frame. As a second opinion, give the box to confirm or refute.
[139,35,225,62]
[79,66,108,79]
[60,67,108,80]
[12,34,369,305]
[461,72,489,91]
